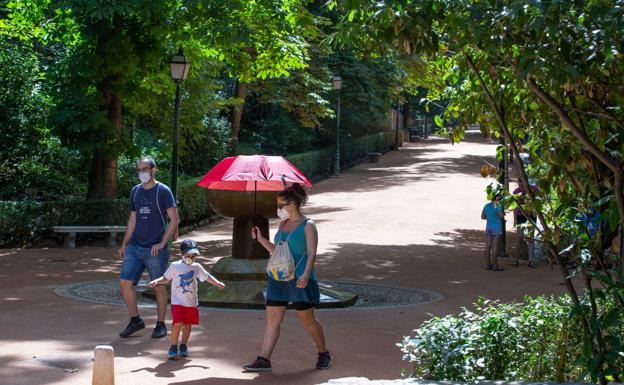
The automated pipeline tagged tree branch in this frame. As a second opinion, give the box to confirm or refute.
[462,49,587,327]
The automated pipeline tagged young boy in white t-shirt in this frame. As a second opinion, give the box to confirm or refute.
[148,239,225,359]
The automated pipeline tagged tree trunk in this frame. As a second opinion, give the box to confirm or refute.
[229,80,248,156]
[87,75,122,200]
[402,102,410,131]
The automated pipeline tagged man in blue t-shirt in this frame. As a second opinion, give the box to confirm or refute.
[118,156,180,338]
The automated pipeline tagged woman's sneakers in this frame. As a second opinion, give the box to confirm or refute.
[179,344,189,357]
[316,351,332,370]
[243,356,272,372]
[242,352,331,372]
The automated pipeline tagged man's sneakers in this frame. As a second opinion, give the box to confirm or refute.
[119,318,166,338]
[119,317,145,338]
[151,321,167,338]
[242,356,272,372]
[168,345,178,360]
[316,351,332,370]
[179,344,189,358]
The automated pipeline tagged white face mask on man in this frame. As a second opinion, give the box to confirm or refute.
[182,256,195,265]
[138,171,151,184]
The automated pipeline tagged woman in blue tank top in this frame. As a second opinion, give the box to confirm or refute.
[243,184,331,372]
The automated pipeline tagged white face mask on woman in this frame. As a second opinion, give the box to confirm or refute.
[277,207,290,219]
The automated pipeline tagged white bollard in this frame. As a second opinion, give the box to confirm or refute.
[92,345,115,385]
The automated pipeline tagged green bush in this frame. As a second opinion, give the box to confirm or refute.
[398,296,593,382]
[288,132,393,180]
[287,148,335,180]
[341,132,393,166]
[0,178,215,247]
[0,131,392,247]
[176,178,215,227]
[0,199,127,247]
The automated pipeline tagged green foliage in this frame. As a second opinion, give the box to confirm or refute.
[326,51,399,136]
[0,199,127,247]
[341,132,392,166]
[188,0,315,81]
[398,295,623,382]
[239,105,326,155]
[329,1,624,382]
[0,37,84,200]
[176,178,215,227]
[0,178,216,246]
[287,148,334,180]
[287,131,392,180]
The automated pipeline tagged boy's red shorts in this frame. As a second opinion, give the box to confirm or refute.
[171,305,200,325]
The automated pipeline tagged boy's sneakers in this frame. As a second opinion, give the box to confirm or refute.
[119,318,145,338]
[179,344,189,358]
[242,356,272,372]
[168,345,178,360]
[316,351,332,370]
[151,321,167,338]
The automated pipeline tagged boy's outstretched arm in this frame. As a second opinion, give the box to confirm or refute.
[197,264,225,289]
[205,274,225,289]
[148,276,171,288]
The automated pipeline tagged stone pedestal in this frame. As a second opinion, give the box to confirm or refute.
[146,188,358,308]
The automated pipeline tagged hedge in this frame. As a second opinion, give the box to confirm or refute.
[341,132,393,167]
[0,179,214,247]
[176,178,215,227]
[0,199,127,247]
[288,131,393,180]
[287,148,335,180]
[0,131,393,247]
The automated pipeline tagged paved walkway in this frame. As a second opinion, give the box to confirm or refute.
[0,134,569,385]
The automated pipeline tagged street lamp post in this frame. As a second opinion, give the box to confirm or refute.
[395,84,402,149]
[332,75,343,176]
[169,48,191,199]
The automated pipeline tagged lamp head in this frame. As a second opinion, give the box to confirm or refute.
[170,48,191,81]
[332,75,343,90]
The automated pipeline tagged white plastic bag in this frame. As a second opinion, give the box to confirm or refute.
[266,241,296,281]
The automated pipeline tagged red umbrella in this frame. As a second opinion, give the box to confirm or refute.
[197,155,312,191]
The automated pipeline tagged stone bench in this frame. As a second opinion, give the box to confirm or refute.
[53,226,126,249]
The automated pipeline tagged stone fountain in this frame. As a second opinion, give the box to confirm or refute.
[146,189,358,309]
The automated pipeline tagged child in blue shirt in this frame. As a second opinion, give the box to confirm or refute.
[481,194,505,271]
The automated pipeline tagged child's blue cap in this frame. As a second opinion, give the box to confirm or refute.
[180,239,199,255]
